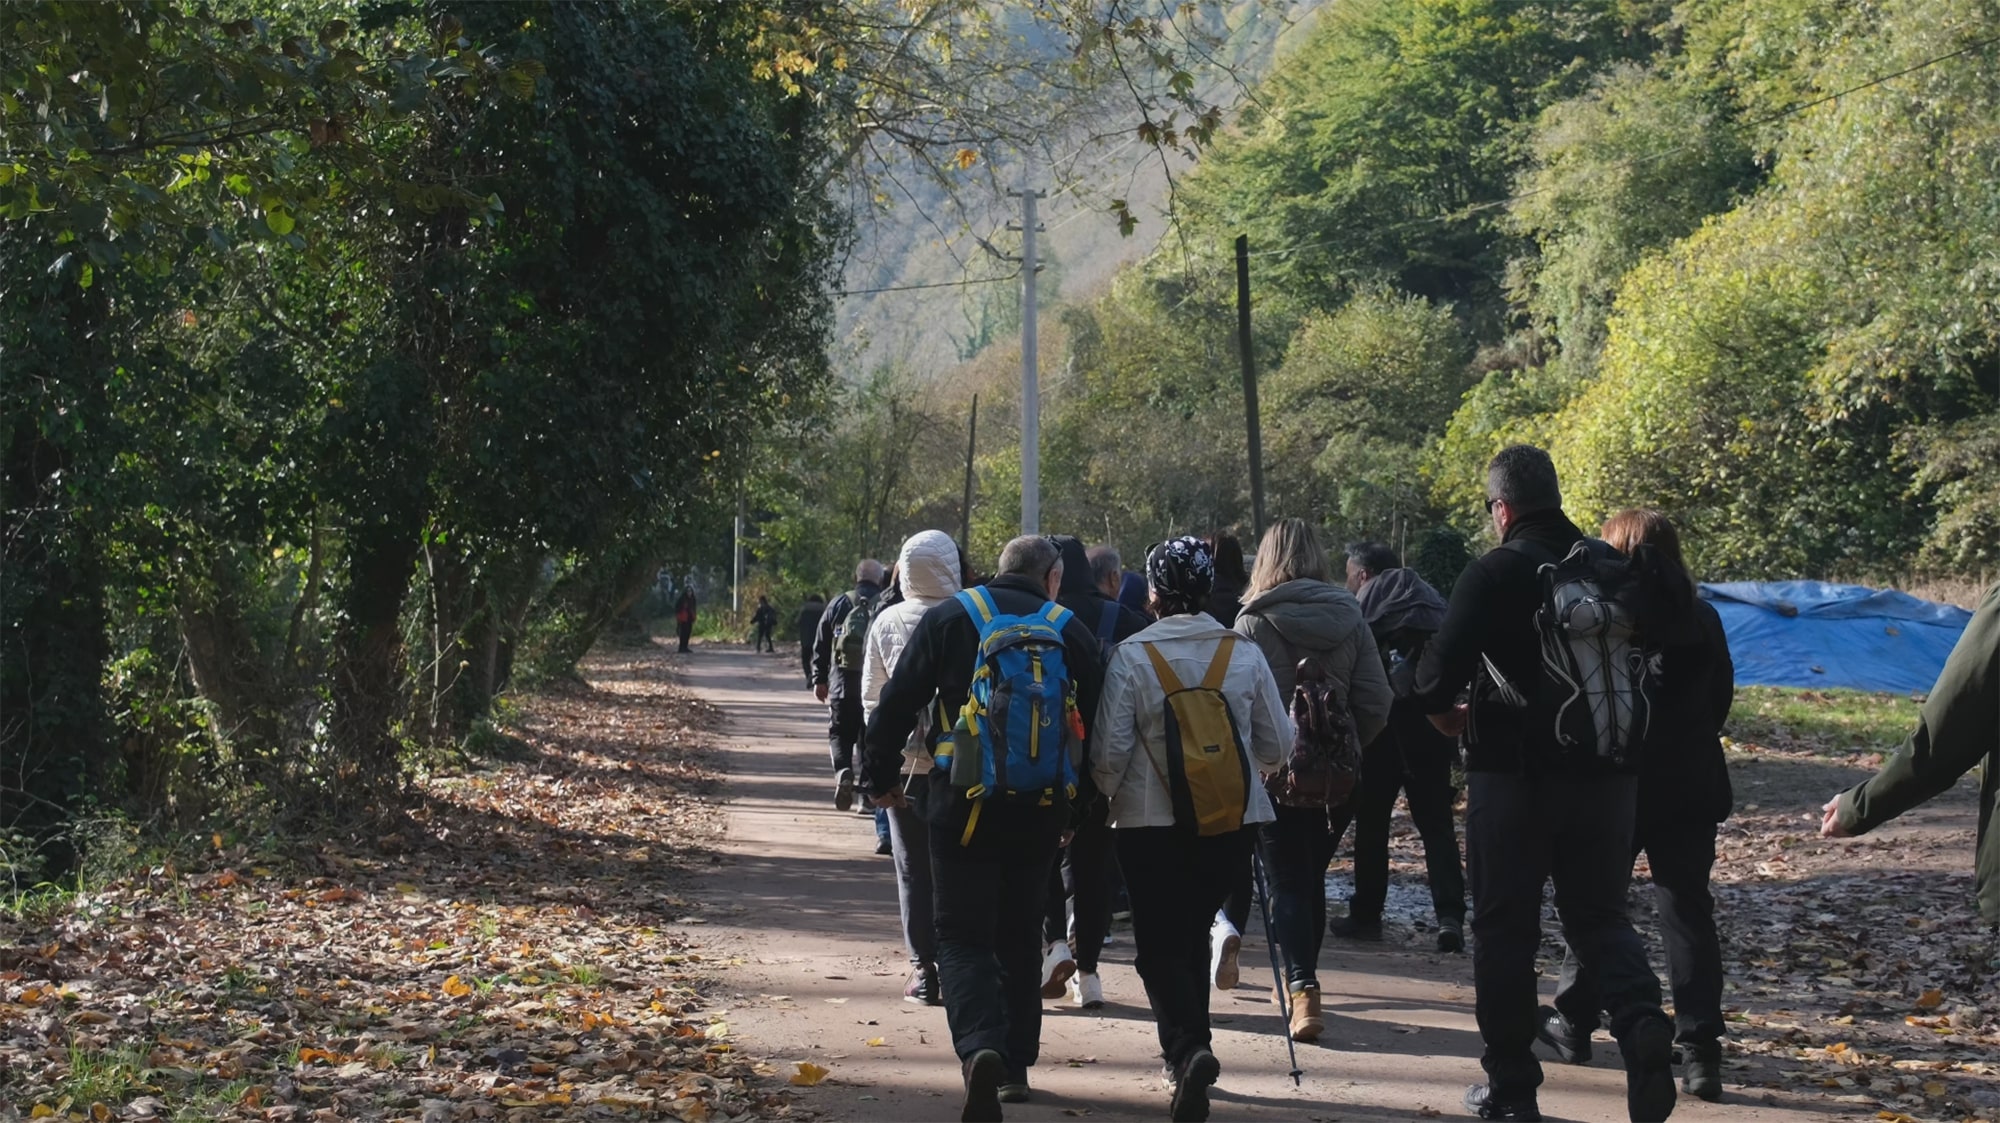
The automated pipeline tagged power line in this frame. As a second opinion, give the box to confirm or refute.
[1244,28,2000,261]
[837,271,1020,297]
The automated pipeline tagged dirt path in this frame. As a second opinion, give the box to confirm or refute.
[675,644,1857,1123]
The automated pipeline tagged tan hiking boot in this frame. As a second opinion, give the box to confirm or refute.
[1288,984,1324,1043]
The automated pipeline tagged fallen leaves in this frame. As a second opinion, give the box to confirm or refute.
[788,1061,829,1086]
[0,646,790,1122]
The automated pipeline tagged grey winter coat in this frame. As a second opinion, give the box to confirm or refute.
[1234,578,1394,750]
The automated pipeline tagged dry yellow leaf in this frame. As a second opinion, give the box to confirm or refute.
[90,1104,110,1122]
[789,1061,830,1086]
[866,1037,886,1047]
[30,1107,54,1120]
[1915,987,1945,1009]
[441,974,473,998]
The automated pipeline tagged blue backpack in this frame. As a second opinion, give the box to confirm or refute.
[935,587,1084,843]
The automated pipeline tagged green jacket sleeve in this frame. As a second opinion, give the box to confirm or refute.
[1839,583,2000,834]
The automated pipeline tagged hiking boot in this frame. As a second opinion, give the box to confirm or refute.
[1068,970,1104,1009]
[1209,916,1241,991]
[1288,983,1324,1043]
[1437,920,1465,954]
[833,767,855,811]
[1330,912,1383,941]
[1169,1048,1220,1122]
[1039,942,1076,1000]
[961,1049,1005,1123]
[1536,1005,1592,1065]
[875,836,893,856]
[904,963,940,1007]
[998,1064,1031,1103]
[1463,1084,1542,1121]
[1620,1014,1677,1122]
[1680,1043,1723,1103]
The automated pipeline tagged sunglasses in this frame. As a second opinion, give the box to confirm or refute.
[1484,497,1502,513]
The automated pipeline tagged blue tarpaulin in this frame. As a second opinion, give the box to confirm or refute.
[1698,581,1974,694]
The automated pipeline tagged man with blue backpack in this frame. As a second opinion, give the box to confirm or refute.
[862,535,1107,1123]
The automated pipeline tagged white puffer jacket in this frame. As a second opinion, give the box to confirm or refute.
[860,529,962,775]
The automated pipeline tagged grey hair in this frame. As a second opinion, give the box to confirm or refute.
[1487,445,1562,514]
[1087,544,1122,587]
[856,558,885,584]
[996,535,1062,580]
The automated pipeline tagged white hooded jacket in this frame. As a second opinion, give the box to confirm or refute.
[1091,611,1292,830]
[860,529,962,775]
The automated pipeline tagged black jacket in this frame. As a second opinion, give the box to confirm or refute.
[794,599,825,645]
[812,580,881,694]
[1051,536,1151,658]
[860,573,1107,810]
[1414,507,1591,773]
[1639,597,1735,828]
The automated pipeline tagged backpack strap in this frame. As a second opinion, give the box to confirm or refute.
[1140,642,1185,694]
[1041,600,1074,631]
[1200,635,1238,691]
[1096,601,1121,644]
[957,586,997,626]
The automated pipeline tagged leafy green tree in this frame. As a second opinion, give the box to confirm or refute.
[1264,289,1473,537]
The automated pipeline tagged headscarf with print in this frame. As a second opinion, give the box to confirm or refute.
[1145,535,1216,617]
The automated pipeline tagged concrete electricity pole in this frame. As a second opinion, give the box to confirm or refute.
[1009,174,1046,535]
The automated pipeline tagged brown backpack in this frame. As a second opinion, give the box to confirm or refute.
[1272,653,1361,810]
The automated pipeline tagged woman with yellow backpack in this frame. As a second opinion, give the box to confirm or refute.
[1091,536,1292,1123]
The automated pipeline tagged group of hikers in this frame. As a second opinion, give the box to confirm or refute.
[758,442,2000,1123]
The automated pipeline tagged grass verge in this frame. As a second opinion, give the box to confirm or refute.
[1728,685,1919,756]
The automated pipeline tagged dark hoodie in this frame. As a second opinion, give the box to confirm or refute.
[1050,535,1151,661]
[1357,567,1449,696]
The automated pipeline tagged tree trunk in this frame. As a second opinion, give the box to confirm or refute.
[329,521,421,808]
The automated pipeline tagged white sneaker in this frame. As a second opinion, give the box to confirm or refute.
[1067,970,1104,1009]
[1039,941,1076,1000]
[1210,915,1241,991]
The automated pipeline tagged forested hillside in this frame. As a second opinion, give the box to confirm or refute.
[764,0,2000,596]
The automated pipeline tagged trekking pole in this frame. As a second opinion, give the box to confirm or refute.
[1251,841,1304,1086]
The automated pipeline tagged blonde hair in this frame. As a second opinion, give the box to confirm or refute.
[1244,517,1331,601]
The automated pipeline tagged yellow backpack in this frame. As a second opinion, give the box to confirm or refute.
[1140,636,1253,836]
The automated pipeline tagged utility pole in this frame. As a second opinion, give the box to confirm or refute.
[1010,175,1046,535]
[1236,235,1267,541]
[731,480,745,614]
[961,393,978,548]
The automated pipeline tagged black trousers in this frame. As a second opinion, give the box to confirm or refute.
[1119,825,1252,1071]
[1043,803,1116,972]
[1466,770,1665,1097]
[675,621,693,652]
[797,636,814,684]
[826,675,863,773]
[1326,708,1467,924]
[932,810,1063,1067]
[1220,848,1255,933]
[1258,802,1339,987]
[1554,819,1724,1050]
[754,623,774,652]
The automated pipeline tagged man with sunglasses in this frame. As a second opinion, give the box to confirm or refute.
[1413,445,1676,1123]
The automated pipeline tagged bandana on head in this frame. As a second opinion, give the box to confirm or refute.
[1146,536,1215,605]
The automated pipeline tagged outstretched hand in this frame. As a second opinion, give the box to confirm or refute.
[1819,795,1851,838]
